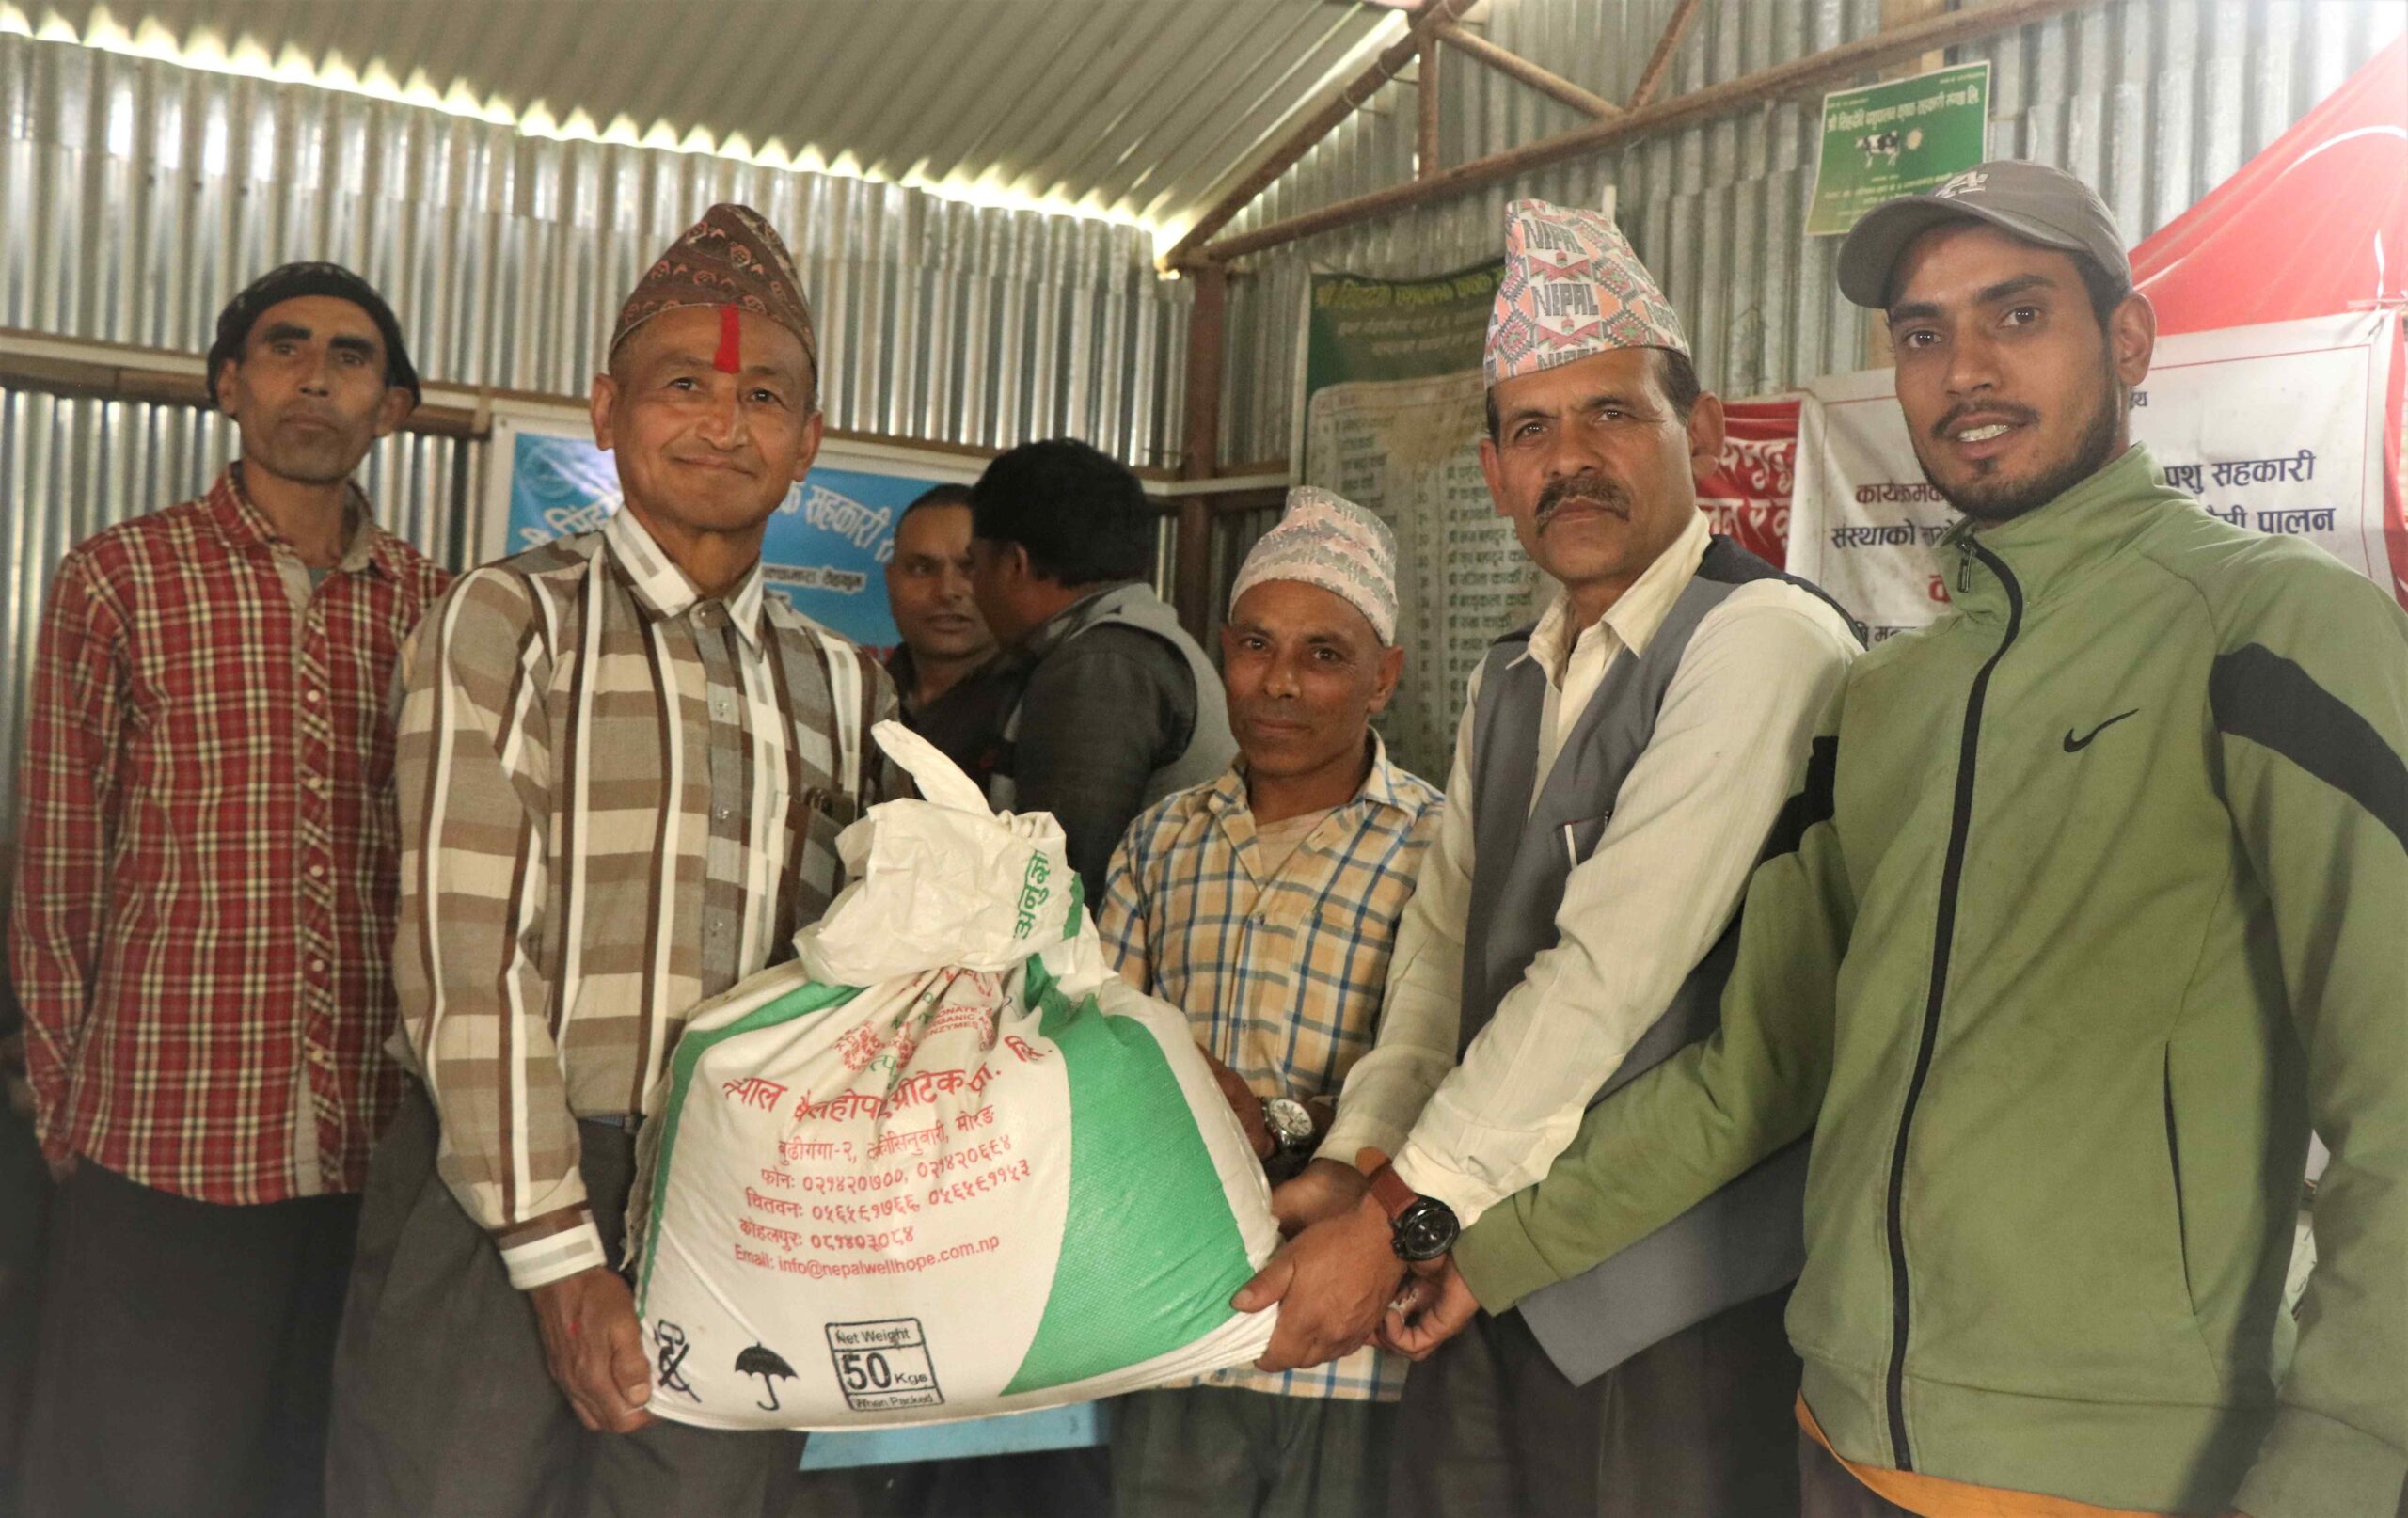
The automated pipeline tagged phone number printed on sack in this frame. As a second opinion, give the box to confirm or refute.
[824,1317,946,1412]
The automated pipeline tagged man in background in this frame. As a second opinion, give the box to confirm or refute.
[967,437,1234,904]
[884,482,1019,792]
[9,262,448,1517]
[1100,487,1442,1518]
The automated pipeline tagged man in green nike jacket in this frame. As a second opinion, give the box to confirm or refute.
[1386,162,2408,1518]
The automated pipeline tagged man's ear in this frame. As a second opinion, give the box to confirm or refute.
[214,358,244,419]
[589,372,618,451]
[372,384,415,440]
[1478,435,1509,519]
[1368,643,1405,716]
[790,408,826,486]
[2109,292,2156,390]
[1686,391,1727,484]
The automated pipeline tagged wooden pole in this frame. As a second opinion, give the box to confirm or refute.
[1435,22,1620,120]
[1202,0,2100,263]
[1173,262,1228,640]
[1417,33,1441,180]
[1159,0,1484,270]
[1628,0,1706,111]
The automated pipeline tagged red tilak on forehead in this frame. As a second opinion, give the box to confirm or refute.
[714,304,742,374]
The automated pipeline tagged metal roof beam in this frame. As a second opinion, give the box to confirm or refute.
[1629,0,1706,111]
[1157,0,1485,271]
[1434,21,1620,121]
[1199,0,2106,265]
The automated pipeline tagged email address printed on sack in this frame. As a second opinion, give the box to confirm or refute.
[752,1236,1004,1280]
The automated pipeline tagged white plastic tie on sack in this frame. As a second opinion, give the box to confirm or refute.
[794,722,1084,985]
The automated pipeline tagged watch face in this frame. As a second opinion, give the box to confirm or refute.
[1392,1197,1460,1262]
[1263,1098,1314,1150]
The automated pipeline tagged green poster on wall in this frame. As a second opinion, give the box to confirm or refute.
[1294,259,1515,780]
[1806,61,1992,237]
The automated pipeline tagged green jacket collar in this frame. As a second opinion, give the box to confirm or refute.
[1940,444,2193,623]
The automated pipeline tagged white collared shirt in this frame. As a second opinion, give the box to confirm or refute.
[1323,514,1861,1224]
[1523,509,1712,797]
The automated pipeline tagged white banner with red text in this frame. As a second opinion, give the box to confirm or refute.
[1787,309,2404,642]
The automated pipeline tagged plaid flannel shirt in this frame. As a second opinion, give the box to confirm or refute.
[1099,737,1442,1402]
[8,466,450,1202]
[393,507,897,1289]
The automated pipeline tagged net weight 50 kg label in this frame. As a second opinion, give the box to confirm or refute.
[823,1318,945,1411]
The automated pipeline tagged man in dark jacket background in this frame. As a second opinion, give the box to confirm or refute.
[967,437,1235,904]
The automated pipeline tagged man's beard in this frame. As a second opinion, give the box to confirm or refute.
[251,417,368,487]
[1919,369,2123,525]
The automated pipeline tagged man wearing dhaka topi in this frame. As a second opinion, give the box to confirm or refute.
[325,204,900,1518]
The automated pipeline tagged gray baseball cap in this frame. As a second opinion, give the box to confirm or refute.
[1836,160,2131,309]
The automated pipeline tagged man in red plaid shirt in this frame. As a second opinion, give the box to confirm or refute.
[7,262,449,1518]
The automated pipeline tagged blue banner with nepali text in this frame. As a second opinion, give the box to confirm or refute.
[497,419,972,654]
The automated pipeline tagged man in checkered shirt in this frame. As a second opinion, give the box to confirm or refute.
[1098,486,1441,1518]
[8,262,449,1517]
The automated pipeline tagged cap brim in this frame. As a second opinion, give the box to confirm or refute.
[1835,198,2096,308]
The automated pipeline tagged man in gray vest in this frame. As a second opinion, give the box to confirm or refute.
[1232,199,1862,1516]
[968,436,1236,905]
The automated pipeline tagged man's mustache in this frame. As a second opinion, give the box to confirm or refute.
[1534,473,1632,529]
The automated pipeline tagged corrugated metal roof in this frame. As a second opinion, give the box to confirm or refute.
[13,0,1408,239]
[1214,0,2408,462]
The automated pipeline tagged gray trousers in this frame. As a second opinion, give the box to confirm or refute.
[1111,1384,1397,1518]
[324,1086,804,1518]
[17,1161,358,1518]
[1391,1287,1799,1518]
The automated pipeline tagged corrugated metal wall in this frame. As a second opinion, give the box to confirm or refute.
[7,4,2402,837]
[1218,0,2408,465]
[0,34,1188,458]
[0,29,1190,845]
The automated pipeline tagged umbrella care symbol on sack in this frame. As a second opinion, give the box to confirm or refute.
[736,1342,797,1411]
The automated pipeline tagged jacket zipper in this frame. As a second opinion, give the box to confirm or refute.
[1884,537,2022,1469]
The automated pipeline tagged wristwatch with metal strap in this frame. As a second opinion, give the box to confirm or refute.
[1262,1097,1315,1158]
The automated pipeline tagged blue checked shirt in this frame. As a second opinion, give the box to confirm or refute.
[1099,735,1443,1402]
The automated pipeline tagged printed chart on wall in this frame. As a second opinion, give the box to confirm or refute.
[490,413,978,653]
[1787,309,2405,640]
[1295,258,1519,780]
[1806,62,1991,237]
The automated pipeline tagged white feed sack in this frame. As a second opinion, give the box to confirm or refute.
[628,722,1279,1431]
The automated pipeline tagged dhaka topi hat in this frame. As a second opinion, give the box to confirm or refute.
[610,203,818,393]
[1229,486,1400,644]
[207,261,420,408]
[1484,198,1688,388]
[1836,160,2131,309]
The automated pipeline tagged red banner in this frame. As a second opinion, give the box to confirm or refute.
[1699,399,1801,566]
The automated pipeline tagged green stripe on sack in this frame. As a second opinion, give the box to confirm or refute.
[1001,953,1257,1396]
[635,978,865,1317]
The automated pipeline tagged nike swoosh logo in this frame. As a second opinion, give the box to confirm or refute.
[2063,709,2140,752]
